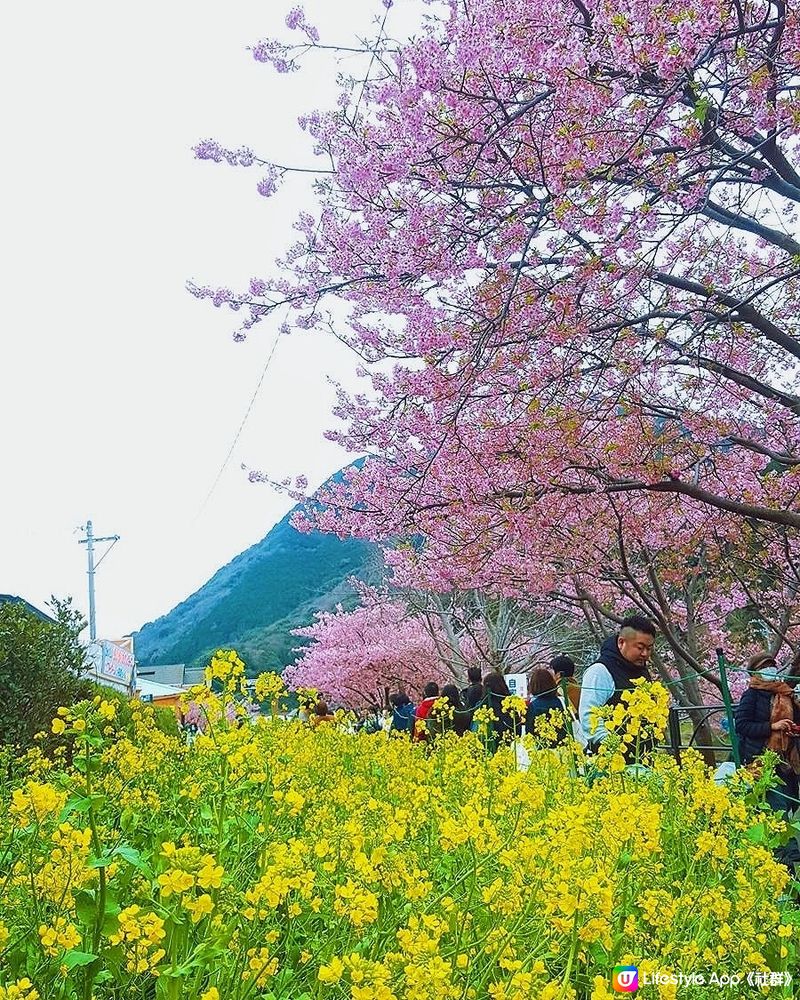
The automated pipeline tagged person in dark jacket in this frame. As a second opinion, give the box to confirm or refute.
[429,684,470,737]
[526,668,568,743]
[735,652,800,814]
[482,671,519,750]
[578,615,655,754]
[550,654,580,718]
[462,666,484,710]
[389,692,416,734]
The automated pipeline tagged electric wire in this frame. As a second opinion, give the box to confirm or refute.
[196,325,282,518]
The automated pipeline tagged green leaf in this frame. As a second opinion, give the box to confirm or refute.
[587,940,609,964]
[74,886,119,931]
[63,949,98,969]
[157,964,190,980]
[74,889,97,926]
[745,822,766,844]
[87,854,115,869]
[692,97,711,125]
[59,794,92,821]
[114,845,153,877]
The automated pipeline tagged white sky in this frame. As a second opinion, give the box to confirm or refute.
[1,1,413,639]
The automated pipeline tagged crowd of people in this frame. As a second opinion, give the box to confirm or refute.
[308,613,800,819]
[385,614,659,754]
[387,663,575,747]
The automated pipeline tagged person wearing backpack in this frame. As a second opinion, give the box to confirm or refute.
[550,654,580,717]
[525,668,568,743]
[462,666,484,712]
[389,692,416,735]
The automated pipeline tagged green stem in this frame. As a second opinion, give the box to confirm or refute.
[560,909,581,997]
[83,736,106,1000]
[217,755,229,850]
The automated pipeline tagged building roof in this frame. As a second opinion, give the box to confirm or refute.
[135,663,186,686]
[136,678,184,698]
[0,594,57,623]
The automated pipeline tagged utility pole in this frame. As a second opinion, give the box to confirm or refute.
[78,520,120,641]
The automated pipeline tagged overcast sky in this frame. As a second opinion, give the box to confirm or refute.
[2,1,413,639]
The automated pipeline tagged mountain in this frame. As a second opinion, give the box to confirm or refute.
[132,501,379,673]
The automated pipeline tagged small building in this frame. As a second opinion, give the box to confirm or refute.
[135,663,186,686]
[135,678,184,711]
[135,663,207,687]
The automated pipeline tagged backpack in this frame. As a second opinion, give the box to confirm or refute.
[392,702,416,733]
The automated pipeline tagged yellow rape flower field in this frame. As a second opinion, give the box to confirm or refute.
[1,652,798,1000]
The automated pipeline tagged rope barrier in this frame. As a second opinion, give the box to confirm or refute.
[404,659,780,712]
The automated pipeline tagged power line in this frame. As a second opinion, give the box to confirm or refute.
[196,325,282,518]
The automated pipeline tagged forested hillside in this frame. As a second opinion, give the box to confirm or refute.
[133,506,378,672]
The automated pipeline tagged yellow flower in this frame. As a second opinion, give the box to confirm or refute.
[9,781,66,827]
[0,979,40,1000]
[590,976,615,1000]
[242,946,278,986]
[38,917,80,956]
[158,868,195,897]
[98,700,117,721]
[197,857,224,889]
[334,880,379,927]
[183,893,214,923]
[0,654,792,1000]
[319,956,345,984]
[108,906,165,975]
[51,718,66,735]
[254,670,287,701]
[501,695,527,718]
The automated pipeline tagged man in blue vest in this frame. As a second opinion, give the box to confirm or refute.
[579,615,656,753]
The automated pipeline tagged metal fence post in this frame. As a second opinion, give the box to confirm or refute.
[667,706,682,764]
[716,648,741,767]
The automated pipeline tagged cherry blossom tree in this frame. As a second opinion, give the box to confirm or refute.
[408,589,592,673]
[283,592,454,708]
[284,581,589,707]
[197,2,800,691]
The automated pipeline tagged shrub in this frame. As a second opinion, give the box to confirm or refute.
[0,598,90,753]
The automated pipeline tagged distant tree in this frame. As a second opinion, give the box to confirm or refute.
[0,598,90,751]
[284,589,455,709]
